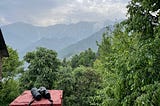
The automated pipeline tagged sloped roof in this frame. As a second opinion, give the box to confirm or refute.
[9,90,63,106]
[0,28,9,57]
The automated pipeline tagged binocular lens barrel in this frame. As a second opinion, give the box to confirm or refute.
[44,91,50,99]
[31,87,51,101]
[39,87,51,99]
[31,87,41,101]
[30,87,53,106]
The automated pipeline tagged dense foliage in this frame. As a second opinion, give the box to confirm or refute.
[0,47,22,106]
[20,47,60,89]
[56,66,101,105]
[126,0,160,40]
[70,48,96,68]
[93,0,160,105]
[2,46,23,78]
[93,25,160,105]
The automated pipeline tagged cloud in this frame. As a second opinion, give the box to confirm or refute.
[0,16,10,26]
[68,0,128,22]
[0,0,130,26]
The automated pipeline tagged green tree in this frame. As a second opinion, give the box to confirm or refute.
[2,46,23,78]
[71,48,96,68]
[56,66,102,106]
[126,0,160,40]
[72,67,101,106]
[0,78,20,106]
[122,0,160,105]
[92,0,160,105]
[55,66,74,106]
[93,25,131,105]
[61,58,70,67]
[0,46,23,106]
[20,47,60,89]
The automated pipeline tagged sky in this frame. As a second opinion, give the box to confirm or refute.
[0,0,130,26]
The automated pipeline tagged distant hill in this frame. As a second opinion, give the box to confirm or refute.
[1,22,43,51]
[1,22,99,58]
[58,27,108,58]
[1,21,115,59]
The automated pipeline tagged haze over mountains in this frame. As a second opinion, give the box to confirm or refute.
[1,21,113,58]
[59,27,107,58]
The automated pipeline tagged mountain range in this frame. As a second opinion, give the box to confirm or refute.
[1,21,111,59]
[58,27,107,58]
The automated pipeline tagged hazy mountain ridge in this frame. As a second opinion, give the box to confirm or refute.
[58,27,107,58]
[1,21,113,58]
[1,22,99,57]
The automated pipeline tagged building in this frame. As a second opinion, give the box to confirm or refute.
[0,28,9,81]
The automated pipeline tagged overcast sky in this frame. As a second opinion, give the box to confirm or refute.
[0,0,130,26]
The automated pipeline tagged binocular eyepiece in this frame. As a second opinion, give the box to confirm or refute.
[31,87,51,101]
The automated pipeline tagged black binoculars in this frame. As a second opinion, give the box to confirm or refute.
[31,87,51,101]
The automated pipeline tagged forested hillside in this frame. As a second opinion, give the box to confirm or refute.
[0,0,160,106]
[58,27,108,58]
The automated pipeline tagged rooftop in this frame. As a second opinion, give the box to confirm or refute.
[0,28,9,57]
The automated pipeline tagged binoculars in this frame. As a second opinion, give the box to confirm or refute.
[31,87,51,101]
